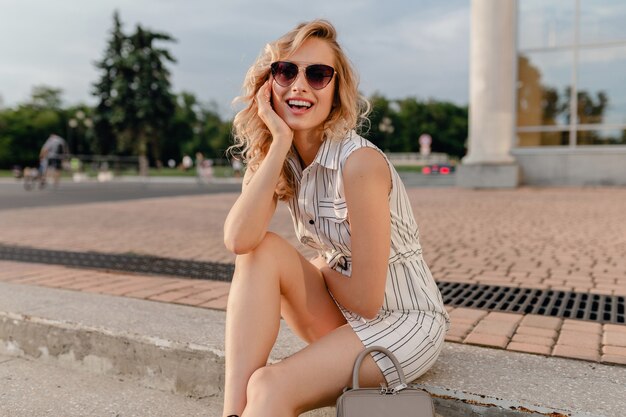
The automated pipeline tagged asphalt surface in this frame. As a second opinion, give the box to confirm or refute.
[0,178,241,211]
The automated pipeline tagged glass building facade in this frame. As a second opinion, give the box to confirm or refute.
[516,0,626,147]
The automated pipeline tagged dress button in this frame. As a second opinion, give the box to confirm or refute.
[309,219,314,225]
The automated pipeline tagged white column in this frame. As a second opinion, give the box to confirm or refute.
[463,0,516,165]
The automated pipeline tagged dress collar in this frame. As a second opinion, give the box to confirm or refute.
[311,135,342,170]
[286,131,349,172]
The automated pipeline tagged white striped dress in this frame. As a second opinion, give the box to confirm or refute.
[285,130,450,386]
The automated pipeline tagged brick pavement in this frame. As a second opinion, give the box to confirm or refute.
[0,187,625,365]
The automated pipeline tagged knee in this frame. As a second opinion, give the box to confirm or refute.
[246,366,293,413]
[234,232,284,269]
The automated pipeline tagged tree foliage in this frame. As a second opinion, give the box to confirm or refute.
[365,94,468,157]
[0,12,471,169]
[0,86,67,167]
[92,11,176,163]
[0,88,471,169]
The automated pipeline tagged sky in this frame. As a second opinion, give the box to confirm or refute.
[0,0,470,117]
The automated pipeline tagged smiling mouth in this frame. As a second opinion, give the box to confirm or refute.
[287,99,313,110]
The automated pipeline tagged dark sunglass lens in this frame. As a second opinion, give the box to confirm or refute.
[306,65,334,89]
[273,62,298,87]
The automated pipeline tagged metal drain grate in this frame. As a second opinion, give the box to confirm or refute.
[437,281,625,325]
[0,244,235,282]
[2,244,624,325]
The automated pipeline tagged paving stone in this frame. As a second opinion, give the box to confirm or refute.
[552,345,600,362]
[447,322,474,337]
[200,295,228,310]
[484,312,523,323]
[464,333,509,349]
[62,278,111,291]
[604,324,626,334]
[510,334,555,347]
[515,326,558,340]
[600,354,626,365]
[602,345,626,356]
[79,277,137,293]
[472,321,518,338]
[105,279,168,296]
[507,342,552,356]
[594,283,625,292]
[557,331,601,349]
[518,282,549,289]
[603,332,626,347]
[448,308,488,324]
[542,279,566,286]
[550,285,576,292]
[149,289,200,302]
[589,288,614,295]
[444,335,464,343]
[171,296,210,306]
[520,314,562,330]
[561,321,602,335]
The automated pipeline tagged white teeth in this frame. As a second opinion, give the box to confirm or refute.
[288,100,312,108]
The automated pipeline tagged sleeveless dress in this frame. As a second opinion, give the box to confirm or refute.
[285,130,450,386]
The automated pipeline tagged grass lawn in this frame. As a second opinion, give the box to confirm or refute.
[393,165,425,173]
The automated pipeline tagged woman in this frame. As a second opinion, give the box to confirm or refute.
[223,19,449,417]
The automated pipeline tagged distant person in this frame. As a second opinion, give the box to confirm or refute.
[181,154,193,171]
[231,157,243,178]
[222,19,449,417]
[39,133,68,188]
[195,152,213,183]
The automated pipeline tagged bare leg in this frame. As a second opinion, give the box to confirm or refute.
[222,232,348,417]
[243,324,385,417]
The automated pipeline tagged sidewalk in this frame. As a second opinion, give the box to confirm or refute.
[0,187,625,362]
[2,280,624,417]
[0,354,219,417]
[1,186,626,415]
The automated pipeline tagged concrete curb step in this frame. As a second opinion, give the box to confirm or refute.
[1,282,624,417]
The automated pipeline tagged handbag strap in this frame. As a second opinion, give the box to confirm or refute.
[351,346,408,389]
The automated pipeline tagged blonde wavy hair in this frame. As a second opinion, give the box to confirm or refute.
[229,19,371,201]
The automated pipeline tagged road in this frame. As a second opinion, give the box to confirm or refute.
[0,178,241,211]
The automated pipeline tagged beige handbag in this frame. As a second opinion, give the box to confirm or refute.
[336,346,435,417]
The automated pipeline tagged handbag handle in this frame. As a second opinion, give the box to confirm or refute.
[351,346,408,389]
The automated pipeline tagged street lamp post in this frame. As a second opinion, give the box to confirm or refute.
[67,111,93,156]
[378,116,394,152]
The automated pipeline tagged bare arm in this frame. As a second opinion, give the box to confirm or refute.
[223,78,294,254]
[321,148,392,320]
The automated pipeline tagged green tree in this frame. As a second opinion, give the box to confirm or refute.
[0,86,66,168]
[162,93,233,165]
[29,86,64,109]
[91,11,125,155]
[65,105,96,155]
[196,103,233,160]
[163,91,200,163]
[363,95,468,158]
[92,11,177,165]
[366,93,400,152]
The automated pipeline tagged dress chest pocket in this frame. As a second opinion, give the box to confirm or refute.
[318,197,348,223]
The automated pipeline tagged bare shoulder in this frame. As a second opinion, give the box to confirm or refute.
[343,147,391,186]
